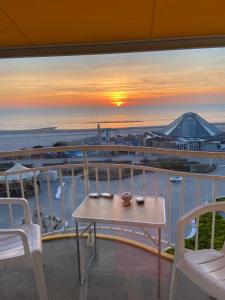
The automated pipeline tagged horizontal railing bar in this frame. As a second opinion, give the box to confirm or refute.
[0,163,84,176]
[0,145,224,159]
[1,161,225,181]
[88,162,225,181]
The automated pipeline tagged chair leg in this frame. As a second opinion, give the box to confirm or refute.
[169,265,177,300]
[32,251,48,300]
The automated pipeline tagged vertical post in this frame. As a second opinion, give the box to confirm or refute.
[142,170,147,196]
[59,169,65,227]
[46,170,54,233]
[71,168,77,211]
[94,221,97,255]
[107,168,111,193]
[83,151,89,195]
[167,176,172,246]
[33,171,42,229]
[76,220,82,284]
[95,167,99,194]
[5,175,13,226]
[195,179,201,250]
[130,168,134,195]
[153,173,158,196]
[158,228,161,297]
[19,173,25,198]
[180,177,185,217]
[119,168,122,194]
[211,180,216,249]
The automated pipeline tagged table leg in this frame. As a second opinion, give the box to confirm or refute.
[76,220,82,284]
[158,228,161,298]
[75,220,97,285]
[94,221,97,255]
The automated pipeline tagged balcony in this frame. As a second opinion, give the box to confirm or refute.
[1,237,211,300]
[0,145,224,299]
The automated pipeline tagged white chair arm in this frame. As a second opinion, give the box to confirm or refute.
[174,202,225,261]
[0,228,31,257]
[0,198,32,224]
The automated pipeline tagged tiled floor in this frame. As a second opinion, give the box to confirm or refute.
[0,237,210,300]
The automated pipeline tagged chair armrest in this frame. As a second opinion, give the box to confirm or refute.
[174,202,225,261]
[0,228,30,257]
[0,198,32,224]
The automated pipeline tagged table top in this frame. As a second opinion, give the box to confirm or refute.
[73,195,166,228]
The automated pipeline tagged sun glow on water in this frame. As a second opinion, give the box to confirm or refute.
[112,101,124,107]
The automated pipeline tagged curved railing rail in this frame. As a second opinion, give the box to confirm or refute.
[0,145,225,251]
[0,144,225,159]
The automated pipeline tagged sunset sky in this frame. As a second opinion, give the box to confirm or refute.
[1,48,225,108]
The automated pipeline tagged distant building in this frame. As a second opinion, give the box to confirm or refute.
[160,112,221,139]
[143,132,175,149]
[143,112,225,151]
[175,138,205,151]
[143,132,160,147]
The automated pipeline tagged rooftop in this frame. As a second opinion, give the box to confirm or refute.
[161,112,222,139]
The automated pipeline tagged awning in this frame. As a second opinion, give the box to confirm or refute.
[1,1,225,58]
[0,161,39,182]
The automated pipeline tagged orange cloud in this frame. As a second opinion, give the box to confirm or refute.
[1,49,225,108]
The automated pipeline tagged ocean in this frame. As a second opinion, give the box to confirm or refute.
[0,103,225,131]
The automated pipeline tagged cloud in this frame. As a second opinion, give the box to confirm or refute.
[1,48,225,107]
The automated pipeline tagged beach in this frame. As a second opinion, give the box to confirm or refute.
[0,122,224,152]
[0,126,159,151]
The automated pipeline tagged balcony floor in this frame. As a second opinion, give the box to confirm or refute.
[0,237,211,300]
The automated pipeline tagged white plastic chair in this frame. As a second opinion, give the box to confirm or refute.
[0,198,48,300]
[169,202,225,300]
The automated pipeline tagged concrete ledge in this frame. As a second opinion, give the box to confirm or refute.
[42,232,174,261]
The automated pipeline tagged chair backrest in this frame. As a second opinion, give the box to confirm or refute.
[0,198,32,225]
[175,202,225,260]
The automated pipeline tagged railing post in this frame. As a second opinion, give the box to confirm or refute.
[195,179,201,250]
[211,180,217,249]
[5,175,13,226]
[46,170,54,233]
[83,151,89,195]
[59,169,66,228]
[33,171,42,229]
[167,176,172,246]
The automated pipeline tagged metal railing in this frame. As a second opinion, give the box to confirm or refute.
[0,145,225,251]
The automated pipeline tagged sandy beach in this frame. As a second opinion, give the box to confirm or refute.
[0,122,224,152]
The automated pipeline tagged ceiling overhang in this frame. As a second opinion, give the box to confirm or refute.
[1,1,225,58]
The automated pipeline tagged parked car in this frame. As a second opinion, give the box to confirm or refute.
[170,176,183,182]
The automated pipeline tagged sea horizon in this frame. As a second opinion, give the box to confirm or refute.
[1,103,225,131]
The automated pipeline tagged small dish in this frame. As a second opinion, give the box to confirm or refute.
[89,193,100,198]
[136,195,144,204]
[100,193,114,199]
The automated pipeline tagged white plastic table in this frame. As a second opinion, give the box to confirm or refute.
[73,195,166,296]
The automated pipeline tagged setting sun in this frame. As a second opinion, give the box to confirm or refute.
[105,91,127,107]
[112,101,124,107]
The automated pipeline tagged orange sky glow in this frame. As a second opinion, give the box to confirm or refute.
[1,48,225,108]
